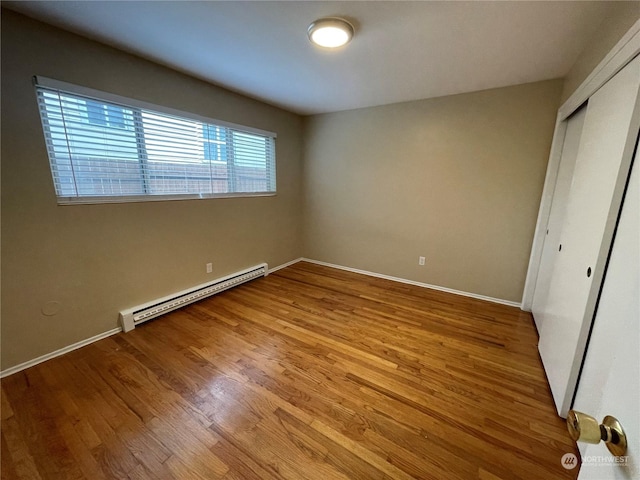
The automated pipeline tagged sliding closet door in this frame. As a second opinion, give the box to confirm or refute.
[538,54,640,417]
[531,105,586,331]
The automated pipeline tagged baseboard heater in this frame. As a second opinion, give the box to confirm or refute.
[119,263,268,332]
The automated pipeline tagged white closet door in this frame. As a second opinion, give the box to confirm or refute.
[531,105,586,331]
[574,145,639,480]
[539,54,640,417]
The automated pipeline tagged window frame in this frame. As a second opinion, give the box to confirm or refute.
[34,76,277,205]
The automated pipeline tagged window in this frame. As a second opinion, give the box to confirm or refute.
[34,77,276,204]
[87,101,128,129]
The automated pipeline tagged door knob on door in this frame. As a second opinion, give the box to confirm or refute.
[567,410,628,456]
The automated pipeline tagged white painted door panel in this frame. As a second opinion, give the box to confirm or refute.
[575,145,639,479]
[532,105,587,331]
[539,55,640,417]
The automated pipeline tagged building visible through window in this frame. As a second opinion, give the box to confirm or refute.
[35,78,276,204]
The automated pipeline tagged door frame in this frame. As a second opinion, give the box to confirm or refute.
[522,19,640,311]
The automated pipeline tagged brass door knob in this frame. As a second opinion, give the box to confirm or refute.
[567,410,628,456]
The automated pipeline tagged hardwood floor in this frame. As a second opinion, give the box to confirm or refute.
[1,261,579,479]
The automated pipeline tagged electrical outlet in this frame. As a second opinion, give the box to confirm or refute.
[206,262,213,273]
[419,256,425,266]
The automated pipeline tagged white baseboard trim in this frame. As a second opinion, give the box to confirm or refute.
[0,257,519,378]
[0,327,122,379]
[300,258,521,308]
[268,257,304,274]
[1,259,300,378]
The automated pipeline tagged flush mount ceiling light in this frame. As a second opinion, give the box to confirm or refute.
[308,17,354,48]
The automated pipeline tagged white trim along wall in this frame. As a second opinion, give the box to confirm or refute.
[300,259,521,308]
[0,328,122,379]
[0,256,520,378]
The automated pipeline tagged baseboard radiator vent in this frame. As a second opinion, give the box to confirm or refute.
[119,263,268,332]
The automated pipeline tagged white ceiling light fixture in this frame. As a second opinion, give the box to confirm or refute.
[308,17,354,49]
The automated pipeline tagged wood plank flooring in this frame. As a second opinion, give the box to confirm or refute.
[1,261,579,479]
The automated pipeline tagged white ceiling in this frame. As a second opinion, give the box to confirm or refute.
[4,1,617,115]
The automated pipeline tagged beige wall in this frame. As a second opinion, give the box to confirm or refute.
[0,10,304,370]
[0,8,574,370]
[302,80,563,303]
[561,2,640,102]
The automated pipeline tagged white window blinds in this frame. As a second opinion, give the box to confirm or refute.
[34,77,276,204]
